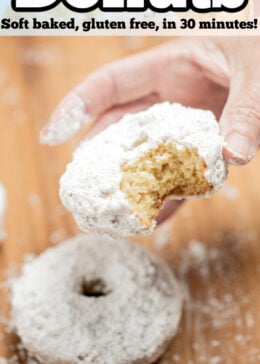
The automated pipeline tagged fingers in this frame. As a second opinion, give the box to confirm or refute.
[156,200,184,225]
[40,38,230,146]
[220,72,260,165]
[86,94,160,139]
[40,44,170,146]
[40,92,89,146]
[76,48,163,114]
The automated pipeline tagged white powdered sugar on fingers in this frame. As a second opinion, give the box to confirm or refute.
[40,92,90,146]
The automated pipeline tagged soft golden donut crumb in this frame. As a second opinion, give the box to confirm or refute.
[121,143,213,226]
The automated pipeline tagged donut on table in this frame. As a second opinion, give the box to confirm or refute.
[11,235,183,364]
[60,102,227,238]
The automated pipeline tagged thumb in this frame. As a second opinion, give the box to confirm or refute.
[220,77,260,165]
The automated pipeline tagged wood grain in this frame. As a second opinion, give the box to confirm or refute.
[0,37,259,364]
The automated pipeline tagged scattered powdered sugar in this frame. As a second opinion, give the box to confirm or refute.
[40,92,89,146]
[220,183,239,200]
[245,312,255,329]
[27,193,41,207]
[60,102,227,238]
[172,354,181,362]
[49,228,67,245]
[0,231,259,363]
[211,340,220,348]
[123,37,146,51]
[153,220,173,250]
[10,235,183,364]
[178,239,247,328]
[209,357,221,364]
[160,234,260,363]
[0,182,7,241]
[10,110,27,125]
[21,48,59,67]
[179,239,208,269]
[1,86,19,106]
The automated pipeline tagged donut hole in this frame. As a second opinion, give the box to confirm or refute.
[78,354,87,361]
[81,278,110,298]
[121,143,212,227]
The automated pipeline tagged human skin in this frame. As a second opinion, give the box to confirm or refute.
[41,37,260,223]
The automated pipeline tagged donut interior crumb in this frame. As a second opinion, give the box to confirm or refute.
[120,143,213,226]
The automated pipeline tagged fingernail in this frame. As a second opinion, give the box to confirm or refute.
[225,133,257,164]
[40,92,90,146]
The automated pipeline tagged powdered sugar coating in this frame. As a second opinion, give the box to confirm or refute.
[11,235,183,364]
[40,92,89,146]
[60,102,228,238]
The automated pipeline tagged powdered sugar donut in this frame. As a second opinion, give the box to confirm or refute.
[11,235,183,364]
[60,102,228,238]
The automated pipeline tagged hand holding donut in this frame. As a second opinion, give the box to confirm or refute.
[41,37,260,223]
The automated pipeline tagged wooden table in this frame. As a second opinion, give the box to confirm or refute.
[0,37,259,364]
